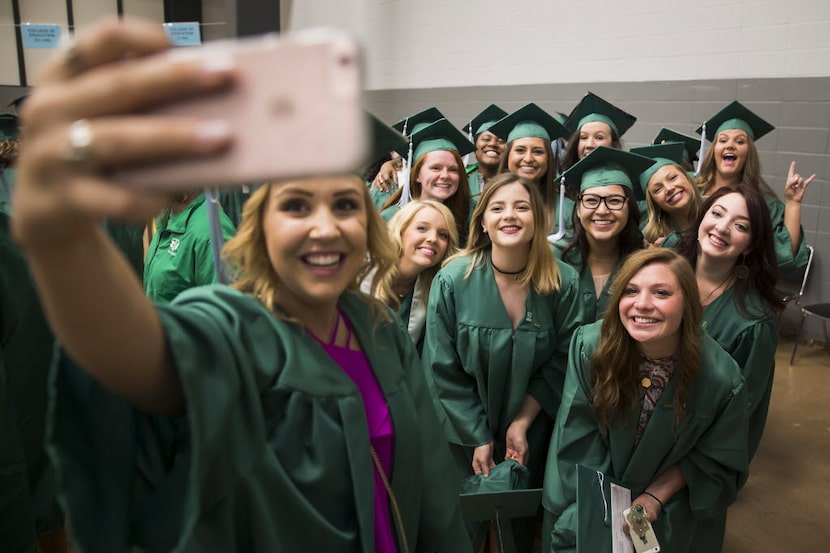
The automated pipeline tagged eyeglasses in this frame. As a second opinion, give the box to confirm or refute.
[578,193,628,211]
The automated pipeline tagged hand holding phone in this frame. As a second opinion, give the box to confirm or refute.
[623,504,660,553]
[117,29,366,190]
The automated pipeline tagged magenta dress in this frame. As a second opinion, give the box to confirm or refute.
[314,312,397,553]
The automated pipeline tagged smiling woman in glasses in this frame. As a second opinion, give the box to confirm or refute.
[553,147,656,321]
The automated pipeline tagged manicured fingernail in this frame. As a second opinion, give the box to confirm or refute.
[196,120,231,142]
[201,54,236,75]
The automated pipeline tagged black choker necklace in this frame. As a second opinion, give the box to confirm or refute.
[492,261,527,280]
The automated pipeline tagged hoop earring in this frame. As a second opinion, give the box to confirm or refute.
[734,254,749,279]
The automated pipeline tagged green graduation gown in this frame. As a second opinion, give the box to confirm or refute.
[380,204,400,223]
[765,195,809,274]
[553,247,625,323]
[703,286,778,464]
[421,253,585,485]
[1,193,64,540]
[0,222,37,553]
[144,194,237,304]
[543,322,749,553]
[48,287,471,553]
[369,180,397,213]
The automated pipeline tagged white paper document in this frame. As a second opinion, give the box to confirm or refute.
[610,482,634,553]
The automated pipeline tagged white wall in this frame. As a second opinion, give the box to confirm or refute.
[290,0,830,90]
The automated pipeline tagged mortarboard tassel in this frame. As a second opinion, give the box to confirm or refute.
[695,122,706,177]
[397,117,413,208]
[462,120,473,167]
[547,175,568,243]
[204,187,233,284]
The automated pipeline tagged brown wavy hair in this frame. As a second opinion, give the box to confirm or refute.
[382,150,470,242]
[591,248,702,433]
[223,176,397,320]
[694,133,777,200]
[446,172,561,294]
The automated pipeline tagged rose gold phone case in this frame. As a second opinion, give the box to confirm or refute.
[118,30,365,189]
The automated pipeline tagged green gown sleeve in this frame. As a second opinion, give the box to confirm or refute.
[729,320,777,462]
[534,262,586,417]
[766,196,808,273]
[421,267,491,447]
[542,324,610,552]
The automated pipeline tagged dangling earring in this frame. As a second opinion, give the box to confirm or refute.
[734,254,749,279]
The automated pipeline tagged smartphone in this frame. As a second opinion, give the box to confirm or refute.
[117,29,366,190]
[623,506,660,553]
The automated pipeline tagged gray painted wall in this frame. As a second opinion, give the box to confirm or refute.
[365,77,830,342]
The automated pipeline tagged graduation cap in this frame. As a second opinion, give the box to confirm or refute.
[0,113,20,141]
[695,100,774,142]
[462,104,509,138]
[391,107,446,136]
[366,112,408,163]
[562,146,655,201]
[630,142,687,196]
[694,100,774,174]
[652,128,700,163]
[411,118,474,162]
[564,92,637,137]
[395,118,474,207]
[488,103,570,144]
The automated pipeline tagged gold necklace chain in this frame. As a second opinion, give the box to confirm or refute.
[370,446,410,553]
[701,273,733,306]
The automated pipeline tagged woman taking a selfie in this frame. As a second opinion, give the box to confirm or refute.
[542,248,748,553]
[362,199,458,352]
[13,19,470,553]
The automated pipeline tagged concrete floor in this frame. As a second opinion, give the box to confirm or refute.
[723,338,830,551]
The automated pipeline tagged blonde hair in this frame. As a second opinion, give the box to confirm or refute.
[642,164,703,244]
[0,139,20,166]
[446,172,561,295]
[373,200,459,309]
[222,176,397,319]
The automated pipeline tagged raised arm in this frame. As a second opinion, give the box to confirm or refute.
[782,160,816,255]
[12,19,236,414]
